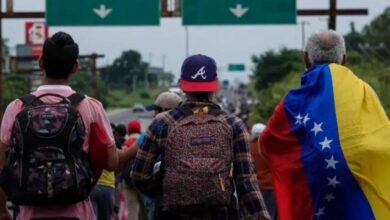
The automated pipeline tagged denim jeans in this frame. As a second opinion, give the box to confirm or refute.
[91,185,115,220]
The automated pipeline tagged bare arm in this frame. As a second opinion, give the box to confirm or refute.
[105,144,119,172]
[116,143,139,172]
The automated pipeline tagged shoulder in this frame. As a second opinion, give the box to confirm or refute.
[221,112,243,127]
[7,98,24,109]
[79,96,105,115]
[147,108,183,136]
[154,108,184,124]
[83,96,104,107]
[4,98,25,117]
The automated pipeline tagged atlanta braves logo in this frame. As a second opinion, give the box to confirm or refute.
[191,66,207,80]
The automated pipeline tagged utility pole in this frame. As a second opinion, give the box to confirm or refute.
[162,54,166,71]
[79,53,104,98]
[146,52,152,90]
[185,26,189,57]
[90,53,98,98]
[300,21,310,50]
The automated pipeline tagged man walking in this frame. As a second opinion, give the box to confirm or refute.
[261,30,390,219]
[131,54,270,220]
[0,32,118,220]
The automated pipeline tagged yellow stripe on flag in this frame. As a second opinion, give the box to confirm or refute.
[330,64,390,218]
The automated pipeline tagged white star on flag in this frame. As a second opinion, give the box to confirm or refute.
[311,122,323,136]
[327,176,341,188]
[320,137,333,150]
[295,113,303,124]
[314,207,325,217]
[324,193,335,202]
[325,155,339,170]
[303,113,311,126]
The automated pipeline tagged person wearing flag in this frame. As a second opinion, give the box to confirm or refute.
[260,30,390,220]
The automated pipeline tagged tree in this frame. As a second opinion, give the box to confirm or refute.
[251,48,303,91]
[344,7,390,64]
[101,50,148,90]
[70,72,109,107]
[344,22,365,52]
[363,7,390,51]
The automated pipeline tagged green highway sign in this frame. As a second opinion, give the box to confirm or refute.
[182,0,296,25]
[228,64,245,71]
[46,0,160,26]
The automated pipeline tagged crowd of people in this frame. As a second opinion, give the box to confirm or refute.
[0,29,389,220]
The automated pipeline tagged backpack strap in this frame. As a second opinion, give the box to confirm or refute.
[178,105,225,117]
[68,93,85,106]
[19,94,37,106]
[208,108,225,117]
[177,106,194,117]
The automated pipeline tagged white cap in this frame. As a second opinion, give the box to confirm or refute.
[251,123,266,140]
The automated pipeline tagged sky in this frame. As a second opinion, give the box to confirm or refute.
[2,0,389,85]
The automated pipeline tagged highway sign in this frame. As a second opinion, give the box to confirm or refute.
[182,0,296,25]
[46,0,160,26]
[228,64,245,71]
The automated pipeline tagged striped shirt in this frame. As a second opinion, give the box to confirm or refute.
[131,101,270,220]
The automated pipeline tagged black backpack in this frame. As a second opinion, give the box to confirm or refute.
[1,93,95,206]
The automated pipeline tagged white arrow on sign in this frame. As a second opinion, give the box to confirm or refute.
[93,5,113,19]
[229,4,249,18]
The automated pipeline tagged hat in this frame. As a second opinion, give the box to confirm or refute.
[127,120,141,134]
[251,123,266,140]
[179,54,219,92]
[145,92,182,111]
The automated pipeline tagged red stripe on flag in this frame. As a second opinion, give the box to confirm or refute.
[260,100,313,220]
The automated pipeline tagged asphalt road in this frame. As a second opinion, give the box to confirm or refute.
[108,108,154,132]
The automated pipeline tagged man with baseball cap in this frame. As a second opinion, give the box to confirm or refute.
[145,91,182,117]
[131,54,270,219]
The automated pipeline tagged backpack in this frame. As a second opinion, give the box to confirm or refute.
[162,106,234,210]
[1,93,95,206]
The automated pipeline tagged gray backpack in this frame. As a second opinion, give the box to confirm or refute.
[162,106,234,210]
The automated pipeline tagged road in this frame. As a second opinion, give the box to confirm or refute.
[108,108,154,132]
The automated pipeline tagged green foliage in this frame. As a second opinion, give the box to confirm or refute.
[3,75,30,107]
[250,69,301,123]
[139,91,150,99]
[344,7,390,65]
[70,72,109,107]
[251,48,303,91]
[363,7,390,51]
[250,7,390,123]
[101,50,148,90]
[106,87,167,108]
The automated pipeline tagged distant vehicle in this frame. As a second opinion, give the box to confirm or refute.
[132,104,145,113]
[169,86,185,98]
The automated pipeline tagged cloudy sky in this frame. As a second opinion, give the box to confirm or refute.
[2,0,389,84]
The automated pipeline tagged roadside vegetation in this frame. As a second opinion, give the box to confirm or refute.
[249,7,390,123]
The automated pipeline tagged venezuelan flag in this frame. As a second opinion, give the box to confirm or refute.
[260,64,390,220]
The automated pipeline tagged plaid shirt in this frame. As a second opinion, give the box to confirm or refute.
[131,101,270,220]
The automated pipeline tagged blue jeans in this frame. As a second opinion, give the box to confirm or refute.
[262,190,277,220]
[91,185,115,220]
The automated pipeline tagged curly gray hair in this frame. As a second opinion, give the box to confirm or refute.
[305,30,346,65]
